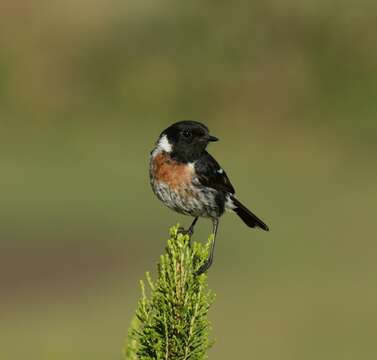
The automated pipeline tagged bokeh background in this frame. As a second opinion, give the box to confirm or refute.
[1,1,376,359]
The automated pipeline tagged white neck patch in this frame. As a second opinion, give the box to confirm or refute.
[157,134,173,153]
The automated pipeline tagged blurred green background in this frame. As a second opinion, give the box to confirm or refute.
[1,1,376,359]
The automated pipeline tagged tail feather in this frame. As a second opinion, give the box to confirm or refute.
[230,196,269,231]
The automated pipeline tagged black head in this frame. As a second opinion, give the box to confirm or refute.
[158,120,218,162]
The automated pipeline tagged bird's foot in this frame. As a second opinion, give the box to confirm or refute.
[177,226,194,238]
[195,261,210,276]
[195,256,213,276]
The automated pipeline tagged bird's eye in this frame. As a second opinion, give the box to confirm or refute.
[182,129,192,138]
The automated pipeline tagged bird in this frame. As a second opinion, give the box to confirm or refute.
[149,120,269,275]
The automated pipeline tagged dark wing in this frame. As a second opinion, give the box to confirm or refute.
[194,152,235,194]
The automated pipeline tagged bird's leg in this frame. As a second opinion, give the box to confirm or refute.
[195,218,219,275]
[187,217,198,237]
[178,217,198,238]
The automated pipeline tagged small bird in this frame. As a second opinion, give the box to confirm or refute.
[149,121,269,274]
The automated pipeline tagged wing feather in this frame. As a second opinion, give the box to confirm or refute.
[194,152,235,194]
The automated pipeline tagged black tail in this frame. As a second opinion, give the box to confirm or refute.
[231,197,269,231]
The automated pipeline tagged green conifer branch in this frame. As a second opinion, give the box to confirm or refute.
[124,225,215,360]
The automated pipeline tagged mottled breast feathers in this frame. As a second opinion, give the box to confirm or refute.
[151,152,194,190]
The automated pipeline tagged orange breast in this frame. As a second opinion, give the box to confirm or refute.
[152,153,194,189]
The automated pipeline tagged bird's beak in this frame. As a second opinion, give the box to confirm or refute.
[207,135,219,142]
